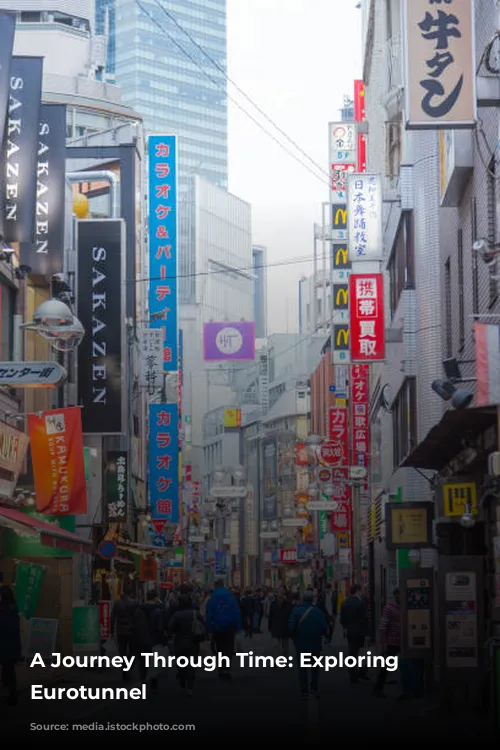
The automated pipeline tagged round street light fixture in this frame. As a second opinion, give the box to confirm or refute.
[21,298,85,352]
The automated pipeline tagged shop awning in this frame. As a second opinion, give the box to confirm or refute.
[400,406,497,472]
[0,506,93,554]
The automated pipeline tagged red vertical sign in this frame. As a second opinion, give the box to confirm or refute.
[327,407,349,464]
[350,365,370,467]
[349,274,385,362]
[354,80,366,172]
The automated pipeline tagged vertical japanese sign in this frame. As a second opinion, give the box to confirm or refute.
[149,403,179,524]
[354,80,366,172]
[98,601,111,640]
[0,56,43,244]
[77,219,125,435]
[0,12,15,144]
[148,135,178,371]
[347,174,383,262]
[327,407,349,465]
[27,408,87,516]
[329,122,357,202]
[15,562,44,620]
[350,365,370,467]
[403,0,476,129]
[105,451,128,522]
[21,103,66,276]
[349,274,385,361]
[138,328,164,389]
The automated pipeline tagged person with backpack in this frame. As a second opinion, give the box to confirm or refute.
[289,589,327,699]
[168,591,205,696]
[205,579,242,680]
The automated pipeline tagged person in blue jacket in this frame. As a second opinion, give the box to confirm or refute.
[0,585,22,706]
[289,589,327,699]
[206,579,242,680]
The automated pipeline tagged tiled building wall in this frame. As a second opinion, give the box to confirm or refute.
[440,4,500,376]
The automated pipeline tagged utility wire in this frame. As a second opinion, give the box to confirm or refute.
[126,251,320,285]
[134,0,330,188]
[154,0,332,183]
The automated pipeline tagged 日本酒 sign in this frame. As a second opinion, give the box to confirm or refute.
[148,403,179,524]
[148,135,178,371]
[349,274,385,361]
[347,174,382,262]
[403,0,476,130]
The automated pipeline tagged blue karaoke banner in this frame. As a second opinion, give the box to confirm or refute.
[148,403,179,524]
[148,134,178,371]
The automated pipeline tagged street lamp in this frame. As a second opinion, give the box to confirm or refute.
[21,298,84,352]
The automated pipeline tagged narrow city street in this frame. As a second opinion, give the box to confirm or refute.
[3,630,492,738]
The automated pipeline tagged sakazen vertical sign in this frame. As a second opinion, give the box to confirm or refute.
[148,135,178,371]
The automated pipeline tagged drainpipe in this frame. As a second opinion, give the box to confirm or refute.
[66,171,120,218]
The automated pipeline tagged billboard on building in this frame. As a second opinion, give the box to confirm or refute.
[149,403,179,525]
[349,273,385,362]
[403,0,476,130]
[21,104,66,276]
[0,56,43,244]
[203,321,256,361]
[148,135,178,371]
[77,219,125,435]
[347,174,382,262]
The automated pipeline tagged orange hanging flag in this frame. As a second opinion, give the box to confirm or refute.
[27,407,87,515]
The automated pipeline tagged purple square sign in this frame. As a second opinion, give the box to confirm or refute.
[203,321,256,361]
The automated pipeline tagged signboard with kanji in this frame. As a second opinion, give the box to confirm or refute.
[349,273,385,361]
[149,403,179,524]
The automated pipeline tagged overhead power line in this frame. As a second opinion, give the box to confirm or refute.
[134,0,330,189]
[154,0,332,183]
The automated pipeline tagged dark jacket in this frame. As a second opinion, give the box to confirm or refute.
[340,595,368,638]
[111,596,139,637]
[141,602,164,647]
[289,603,327,654]
[240,594,257,617]
[168,605,205,655]
[268,598,293,639]
[0,604,22,664]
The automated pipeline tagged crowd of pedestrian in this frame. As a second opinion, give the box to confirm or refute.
[0,576,418,706]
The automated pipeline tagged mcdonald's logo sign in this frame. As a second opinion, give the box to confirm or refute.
[334,285,348,309]
[334,326,349,350]
[332,204,347,228]
[333,244,350,270]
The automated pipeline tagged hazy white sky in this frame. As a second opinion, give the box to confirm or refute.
[227,0,362,334]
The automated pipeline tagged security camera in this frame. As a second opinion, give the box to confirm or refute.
[473,238,500,265]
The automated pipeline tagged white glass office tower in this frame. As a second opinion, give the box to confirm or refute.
[115,0,228,189]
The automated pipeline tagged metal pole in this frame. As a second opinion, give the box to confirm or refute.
[313,229,318,333]
[66,171,120,218]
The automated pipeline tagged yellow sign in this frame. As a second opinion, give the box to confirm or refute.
[224,408,241,428]
[443,482,477,517]
[390,507,428,545]
[333,208,347,226]
[335,287,348,306]
[336,328,349,346]
[334,246,348,267]
[337,532,349,549]
[335,398,347,407]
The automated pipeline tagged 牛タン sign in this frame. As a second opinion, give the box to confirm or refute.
[0,362,67,388]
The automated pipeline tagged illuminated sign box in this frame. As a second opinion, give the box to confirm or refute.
[385,501,434,550]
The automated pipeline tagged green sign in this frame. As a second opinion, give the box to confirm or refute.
[15,563,44,620]
[84,447,91,482]
[1,510,76,558]
[319,511,327,541]
[73,606,100,654]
